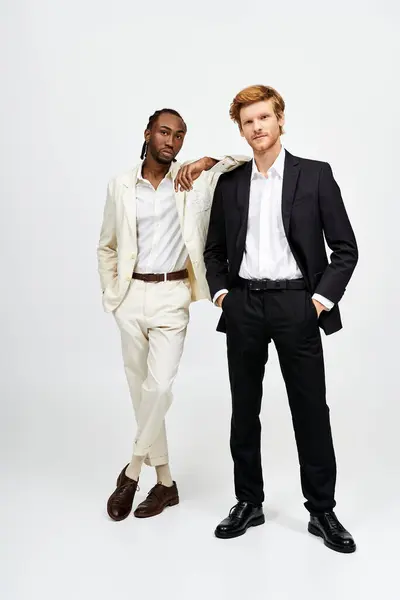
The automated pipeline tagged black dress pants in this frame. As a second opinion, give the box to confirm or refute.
[223,283,337,514]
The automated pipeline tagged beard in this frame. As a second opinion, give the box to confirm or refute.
[148,144,175,164]
[249,131,280,153]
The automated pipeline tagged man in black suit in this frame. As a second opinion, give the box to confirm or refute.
[204,85,358,553]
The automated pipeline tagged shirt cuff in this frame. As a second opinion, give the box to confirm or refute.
[213,289,229,305]
[312,293,334,311]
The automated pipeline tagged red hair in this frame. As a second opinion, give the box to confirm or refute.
[230,85,285,134]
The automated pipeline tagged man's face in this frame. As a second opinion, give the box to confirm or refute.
[239,99,284,153]
[145,114,186,164]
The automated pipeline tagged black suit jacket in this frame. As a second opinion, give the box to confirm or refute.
[203,150,358,336]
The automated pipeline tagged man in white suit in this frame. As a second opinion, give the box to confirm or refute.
[98,108,246,521]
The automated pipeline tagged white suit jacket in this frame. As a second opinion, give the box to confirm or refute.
[97,156,248,312]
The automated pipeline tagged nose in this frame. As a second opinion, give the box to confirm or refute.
[165,133,174,147]
[253,120,262,133]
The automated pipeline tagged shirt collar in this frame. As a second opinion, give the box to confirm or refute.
[136,159,178,183]
[251,146,285,180]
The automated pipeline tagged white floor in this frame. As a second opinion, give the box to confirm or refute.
[2,326,399,600]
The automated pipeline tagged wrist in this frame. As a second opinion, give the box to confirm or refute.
[202,156,218,171]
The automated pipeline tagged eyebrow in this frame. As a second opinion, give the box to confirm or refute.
[243,114,271,124]
[159,125,186,134]
[246,113,271,120]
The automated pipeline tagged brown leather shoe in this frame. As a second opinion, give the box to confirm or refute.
[134,482,179,518]
[107,464,139,521]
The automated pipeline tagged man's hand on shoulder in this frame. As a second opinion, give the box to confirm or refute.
[174,157,218,192]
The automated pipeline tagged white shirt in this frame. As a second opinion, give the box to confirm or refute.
[239,148,301,280]
[135,167,188,274]
[214,148,333,310]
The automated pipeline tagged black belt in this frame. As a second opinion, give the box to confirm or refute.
[238,277,306,291]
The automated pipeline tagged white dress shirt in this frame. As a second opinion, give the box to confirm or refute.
[135,168,188,274]
[214,148,333,310]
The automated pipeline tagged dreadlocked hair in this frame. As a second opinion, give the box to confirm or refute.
[140,108,186,161]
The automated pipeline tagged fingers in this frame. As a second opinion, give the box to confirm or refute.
[174,168,185,192]
[174,165,194,192]
[181,166,193,191]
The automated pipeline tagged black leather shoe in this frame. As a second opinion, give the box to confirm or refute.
[308,511,356,553]
[107,464,139,521]
[215,501,265,539]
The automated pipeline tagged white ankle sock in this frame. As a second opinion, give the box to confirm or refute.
[155,464,173,487]
[125,455,145,481]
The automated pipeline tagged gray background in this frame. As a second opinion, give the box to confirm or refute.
[1,1,399,598]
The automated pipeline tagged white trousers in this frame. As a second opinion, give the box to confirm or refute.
[113,278,191,467]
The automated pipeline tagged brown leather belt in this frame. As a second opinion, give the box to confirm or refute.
[132,269,189,283]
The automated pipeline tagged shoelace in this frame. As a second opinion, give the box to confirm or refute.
[113,481,140,504]
[325,512,345,532]
[144,483,165,504]
[228,502,248,521]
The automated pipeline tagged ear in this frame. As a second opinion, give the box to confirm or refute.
[279,113,285,129]
[239,124,244,138]
[144,128,151,143]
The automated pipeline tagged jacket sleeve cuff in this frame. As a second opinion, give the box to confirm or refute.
[208,155,250,173]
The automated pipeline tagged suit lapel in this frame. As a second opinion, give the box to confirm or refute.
[174,189,185,232]
[281,151,300,239]
[171,161,185,235]
[122,165,140,249]
[235,160,253,252]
